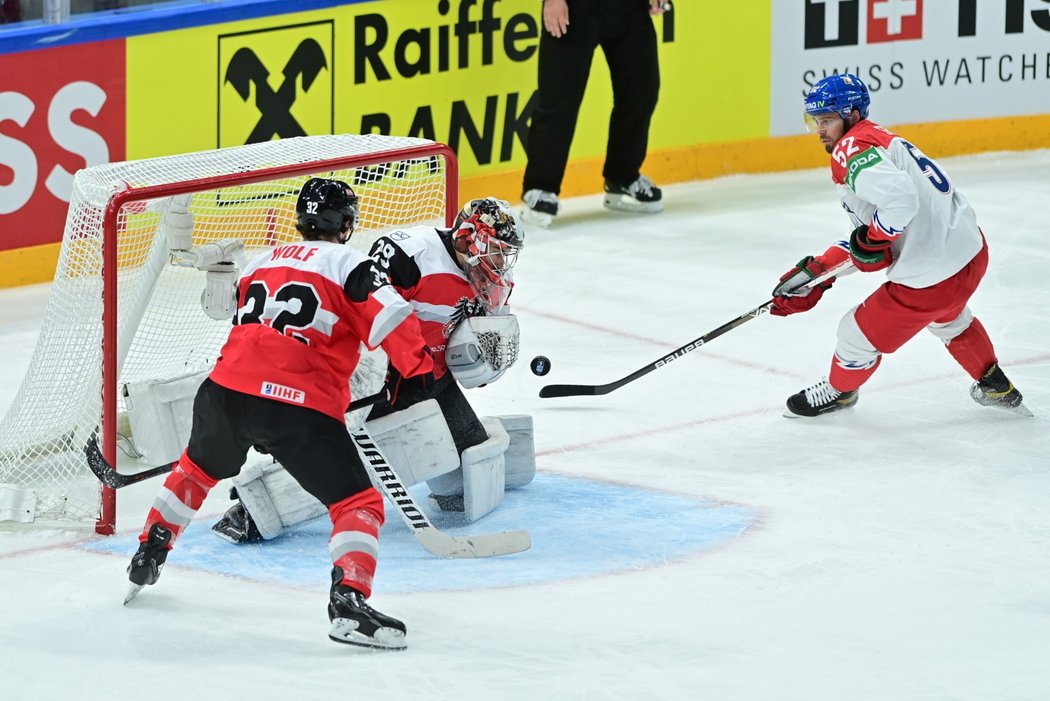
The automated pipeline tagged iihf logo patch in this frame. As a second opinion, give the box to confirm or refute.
[260,381,306,404]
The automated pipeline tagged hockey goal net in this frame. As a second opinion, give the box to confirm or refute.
[0,134,457,534]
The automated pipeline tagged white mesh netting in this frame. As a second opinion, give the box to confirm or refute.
[0,134,452,526]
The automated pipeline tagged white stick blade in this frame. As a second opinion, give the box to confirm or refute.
[417,528,531,559]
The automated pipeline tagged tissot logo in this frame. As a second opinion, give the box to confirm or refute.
[218,22,334,147]
[804,0,859,48]
[804,0,923,48]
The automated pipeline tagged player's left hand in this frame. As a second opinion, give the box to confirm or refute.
[848,224,893,272]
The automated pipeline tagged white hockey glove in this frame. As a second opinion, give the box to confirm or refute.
[446,314,520,388]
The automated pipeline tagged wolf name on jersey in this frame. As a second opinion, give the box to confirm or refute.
[209,240,431,420]
[830,120,983,288]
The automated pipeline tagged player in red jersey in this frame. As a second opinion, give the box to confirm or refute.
[770,73,1030,418]
[211,197,531,543]
[126,178,434,650]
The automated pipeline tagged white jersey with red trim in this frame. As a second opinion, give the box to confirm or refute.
[830,120,983,288]
[209,239,432,421]
[368,226,510,379]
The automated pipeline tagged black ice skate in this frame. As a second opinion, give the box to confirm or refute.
[328,567,406,650]
[970,364,1033,417]
[785,379,859,418]
[603,175,663,213]
[125,523,172,604]
[521,189,558,228]
[211,501,263,544]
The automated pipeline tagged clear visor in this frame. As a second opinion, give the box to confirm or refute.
[467,266,514,312]
[804,111,843,133]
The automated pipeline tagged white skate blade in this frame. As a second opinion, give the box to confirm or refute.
[602,193,663,214]
[987,401,1034,418]
[328,618,407,651]
[519,206,553,228]
[124,583,145,605]
[782,406,856,419]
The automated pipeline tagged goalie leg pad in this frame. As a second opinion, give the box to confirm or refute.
[123,367,211,465]
[425,413,536,499]
[460,418,510,523]
[428,418,510,522]
[497,414,536,490]
[365,399,460,486]
[232,458,327,540]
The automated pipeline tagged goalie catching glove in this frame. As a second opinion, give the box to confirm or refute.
[770,242,849,317]
[445,314,520,389]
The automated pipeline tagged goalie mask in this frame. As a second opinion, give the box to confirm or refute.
[296,177,360,244]
[445,314,520,389]
[452,198,524,313]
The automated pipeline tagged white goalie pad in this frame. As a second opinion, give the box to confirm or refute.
[122,366,210,465]
[498,414,536,490]
[0,483,37,523]
[232,457,326,540]
[445,314,520,389]
[230,399,460,539]
[366,399,460,485]
[427,414,536,499]
[428,418,509,522]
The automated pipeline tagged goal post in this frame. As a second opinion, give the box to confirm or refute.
[0,134,458,534]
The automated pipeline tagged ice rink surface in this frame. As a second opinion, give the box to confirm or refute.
[2,150,1048,701]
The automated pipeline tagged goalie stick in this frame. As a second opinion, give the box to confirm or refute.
[349,428,531,558]
[85,388,390,489]
[539,260,854,398]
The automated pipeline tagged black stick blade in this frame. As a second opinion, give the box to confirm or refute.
[84,436,174,489]
[539,384,606,398]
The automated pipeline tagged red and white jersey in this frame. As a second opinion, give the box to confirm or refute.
[368,226,510,378]
[209,239,432,421]
[830,119,983,288]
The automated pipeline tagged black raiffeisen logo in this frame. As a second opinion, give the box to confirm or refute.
[218,22,334,147]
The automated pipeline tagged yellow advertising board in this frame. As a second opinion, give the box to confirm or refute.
[125,1,774,201]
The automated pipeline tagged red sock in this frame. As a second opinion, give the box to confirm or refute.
[945,318,997,380]
[139,451,219,546]
[829,354,881,393]
[329,488,385,598]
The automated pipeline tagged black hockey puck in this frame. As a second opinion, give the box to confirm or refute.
[530,355,551,376]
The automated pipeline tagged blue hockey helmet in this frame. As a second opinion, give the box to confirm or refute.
[804,73,870,130]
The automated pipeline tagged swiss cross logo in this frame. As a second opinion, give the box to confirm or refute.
[804,0,923,48]
[867,0,923,43]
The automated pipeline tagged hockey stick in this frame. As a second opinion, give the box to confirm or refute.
[350,428,531,558]
[539,260,854,398]
[84,389,391,489]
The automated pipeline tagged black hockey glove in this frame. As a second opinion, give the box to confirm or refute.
[384,366,435,409]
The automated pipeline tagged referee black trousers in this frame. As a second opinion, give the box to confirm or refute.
[523,0,661,195]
